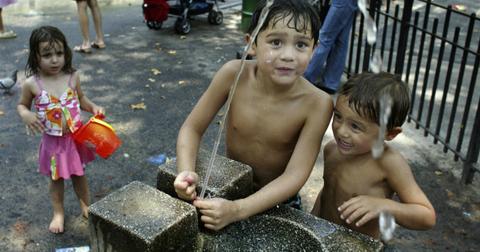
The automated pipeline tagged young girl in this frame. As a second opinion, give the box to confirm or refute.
[17,26,104,234]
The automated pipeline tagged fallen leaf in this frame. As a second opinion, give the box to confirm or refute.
[13,219,28,234]
[168,50,177,55]
[148,78,155,83]
[151,68,161,75]
[446,189,454,199]
[130,102,146,110]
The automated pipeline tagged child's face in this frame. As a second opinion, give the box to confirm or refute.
[331,95,380,156]
[37,41,65,76]
[252,15,315,85]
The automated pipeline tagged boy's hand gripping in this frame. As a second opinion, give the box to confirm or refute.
[173,171,199,201]
[338,195,386,227]
[193,198,240,231]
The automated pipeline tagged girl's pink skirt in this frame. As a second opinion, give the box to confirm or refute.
[0,0,17,8]
[39,133,95,180]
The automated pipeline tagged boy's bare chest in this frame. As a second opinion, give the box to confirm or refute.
[324,157,389,198]
[228,97,303,145]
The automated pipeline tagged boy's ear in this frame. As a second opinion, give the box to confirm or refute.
[244,34,256,56]
[385,127,402,141]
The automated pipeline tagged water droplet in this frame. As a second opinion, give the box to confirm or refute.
[358,0,368,16]
[372,94,392,159]
[265,50,273,64]
[370,51,383,73]
[379,211,396,241]
[365,16,377,45]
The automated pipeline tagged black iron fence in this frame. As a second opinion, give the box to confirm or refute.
[328,0,480,184]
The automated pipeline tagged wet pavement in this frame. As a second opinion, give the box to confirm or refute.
[0,1,479,251]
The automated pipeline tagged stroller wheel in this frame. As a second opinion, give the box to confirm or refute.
[208,11,223,25]
[147,21,163,30]
[175,18,191,34]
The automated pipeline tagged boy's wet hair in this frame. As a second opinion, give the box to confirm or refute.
[25,26,74,77]
[339,72,410,130]
[247,0,320,46]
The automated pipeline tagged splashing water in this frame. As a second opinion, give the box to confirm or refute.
[370,50,383,73]
[358,0,368,17]
[357,0,383,72]
[379,211,396,242]
[199,0,275,199]
[365,15,377,45]
[371,93,392,159]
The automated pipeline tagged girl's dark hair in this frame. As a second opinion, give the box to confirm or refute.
[25,26,74,77]
[247,0,320,46]
[339,72,411,130]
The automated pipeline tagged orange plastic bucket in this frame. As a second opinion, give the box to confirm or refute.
[73,115,122,159]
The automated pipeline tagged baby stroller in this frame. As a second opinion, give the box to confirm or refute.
[143,0,224,34]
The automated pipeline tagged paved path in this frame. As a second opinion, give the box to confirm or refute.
[0,1,479,251]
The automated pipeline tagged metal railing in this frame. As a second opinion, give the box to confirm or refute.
[329,0,480,183]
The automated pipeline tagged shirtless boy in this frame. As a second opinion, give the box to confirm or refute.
[174,0,333,231]
[312,72,436,238]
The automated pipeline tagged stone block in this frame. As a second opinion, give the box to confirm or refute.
[198,205,383,251]
[88,181,198,252]
[157,148,253,200]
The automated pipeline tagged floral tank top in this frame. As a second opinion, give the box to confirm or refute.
[34,75,83,136]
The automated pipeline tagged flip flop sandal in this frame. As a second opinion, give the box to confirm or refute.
[91,42,106,49]
[0,31,16,39]
[73,46,92,54]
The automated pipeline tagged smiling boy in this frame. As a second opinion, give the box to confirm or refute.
[312,72,436,238]
[174,0,333,231]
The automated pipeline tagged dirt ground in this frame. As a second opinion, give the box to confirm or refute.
[0,2,479,251]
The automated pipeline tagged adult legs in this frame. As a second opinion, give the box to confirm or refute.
[72,175,90,218]
[304,0,357,93]
[304,1,349,86]
[87,0,105,46]
[49,179,65,233]
[0,8,4,33]
[76,0,91,50]
[322,9,355,91]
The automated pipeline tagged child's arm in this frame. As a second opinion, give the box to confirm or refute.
[194,93,334,230]
[338,151,436,230]
[17,79,45,134]
[174,60,238,201]
[311,140,336,216]
[75,72,104,115]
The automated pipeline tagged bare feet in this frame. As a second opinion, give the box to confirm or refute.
[49,213,64,234]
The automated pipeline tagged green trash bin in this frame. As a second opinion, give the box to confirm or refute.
[241,0,257,32]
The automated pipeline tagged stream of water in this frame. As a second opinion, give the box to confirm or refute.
[199,0,274,199]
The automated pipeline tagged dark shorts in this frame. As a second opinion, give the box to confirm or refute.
[283,194,302,210]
